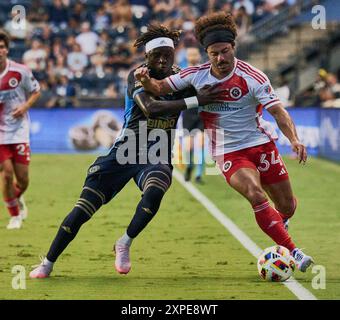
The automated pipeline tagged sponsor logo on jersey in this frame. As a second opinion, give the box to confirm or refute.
[0,90,20,101]
[223,160,232,172]
[230,87,242,99]
[9,77,19,88]
[88,165,100,174]
[264,85,272,94]
[205,103,242,112]
[147,118,176,130]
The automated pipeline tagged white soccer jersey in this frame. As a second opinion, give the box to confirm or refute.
[166,58,281,157]
[0,59,40,144]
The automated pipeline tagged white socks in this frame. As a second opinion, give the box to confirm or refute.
[117,232,133,247]
[43,257,54,267]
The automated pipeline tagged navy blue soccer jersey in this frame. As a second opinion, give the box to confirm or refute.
[112,64,195,164]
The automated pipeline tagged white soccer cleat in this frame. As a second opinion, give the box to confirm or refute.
[6,216,22,229]
[29,257,53,279]
[18,195,28,220]
[291,248,314,272]
[114,242,131,274]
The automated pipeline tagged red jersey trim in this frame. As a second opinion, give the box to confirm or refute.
[237,62,266,85]
[180,65,210,79]
[167,76,179,91]
[262,99,280,109]
[238,61,267,82]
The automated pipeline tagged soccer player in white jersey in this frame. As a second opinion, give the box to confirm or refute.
[0,30,41,229]
[135,13,314,272]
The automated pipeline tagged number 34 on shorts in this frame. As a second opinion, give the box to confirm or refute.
[258,150,283,172]
[255,143,289,184]
[218,142,289,185]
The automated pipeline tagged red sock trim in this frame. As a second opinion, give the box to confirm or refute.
[253,200,270,212]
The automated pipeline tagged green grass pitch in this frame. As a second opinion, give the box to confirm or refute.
[0,154,339,299]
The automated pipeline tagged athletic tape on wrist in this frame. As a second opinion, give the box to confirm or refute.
[184,96,199,109]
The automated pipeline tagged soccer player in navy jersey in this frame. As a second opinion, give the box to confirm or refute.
[135,13,314,273]
[30,24,224,278]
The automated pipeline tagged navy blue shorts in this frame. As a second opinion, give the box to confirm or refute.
[84,151,173,204]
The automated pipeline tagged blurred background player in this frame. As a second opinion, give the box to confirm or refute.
[135,12,314,273]
[0,30,41,229]
[180,47,205,184]
[29,24,223,278]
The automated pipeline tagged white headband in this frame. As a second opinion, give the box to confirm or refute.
[145,37,174,53]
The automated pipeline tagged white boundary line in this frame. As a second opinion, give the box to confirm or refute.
[173,169,317,300]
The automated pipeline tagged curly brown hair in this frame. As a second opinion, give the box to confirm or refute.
[194,12,237,46]
[134,24,181,49]
[0,29,10,49]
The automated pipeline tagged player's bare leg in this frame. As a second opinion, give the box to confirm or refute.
[1,159,22,229]
[262,180,313,271]
[229,167,267,206]
[1,160,15,199]
[13,162,29,220]
[229,168,313,271]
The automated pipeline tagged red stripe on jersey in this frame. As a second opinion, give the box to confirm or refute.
[180,65,210,79]
[237,65,265,84]
[180,66,199,73]
[238,61,267,83]
[180,66,199,77]
[237,63,266,85]
[168,76,179,91]
[256,117,274,142]
[200,62,211,68]
[237,64,265,85]
[241,61,267,80]
[180,62,210,75]
[199,64,211,70]
[200,111,219,156]
[9,60,30,73]
[256,104,263,115]
[262,99,280,109]
[179,63,211,77]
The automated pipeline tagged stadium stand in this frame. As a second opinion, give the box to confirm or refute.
[0,0,339,109]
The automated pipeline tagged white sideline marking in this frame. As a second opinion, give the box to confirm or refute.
[173,169,317,300]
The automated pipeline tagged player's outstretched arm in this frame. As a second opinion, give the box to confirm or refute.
[267,103,307,164]
[134,67,173,96]
[135,84,227,117]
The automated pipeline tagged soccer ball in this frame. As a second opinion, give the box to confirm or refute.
[257,245,295,282]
